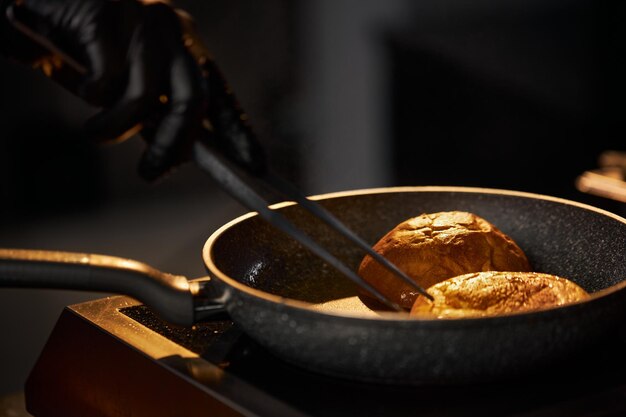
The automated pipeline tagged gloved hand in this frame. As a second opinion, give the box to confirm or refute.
[4,0,265,181]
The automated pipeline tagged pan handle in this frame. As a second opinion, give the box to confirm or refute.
[0,248,199,326]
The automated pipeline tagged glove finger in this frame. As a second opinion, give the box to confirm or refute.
[11,0,137,105]
[10,0,104,56]
[6,0,73,66]
[76,1,142,105]
[138,110,194,182]
[137,4,203,181]
[10,0,70,36]
[84,17,166,143]
[203,60,266,175]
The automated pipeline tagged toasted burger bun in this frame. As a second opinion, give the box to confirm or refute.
[410,271,589,318]
[358,211,532,309]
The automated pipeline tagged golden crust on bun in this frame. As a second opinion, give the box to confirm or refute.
[410,271,589,318]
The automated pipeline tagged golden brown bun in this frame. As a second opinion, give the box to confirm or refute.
[358,211,532,309]
[410,271,589,318]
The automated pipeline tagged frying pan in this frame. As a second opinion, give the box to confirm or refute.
[2,186,626,384]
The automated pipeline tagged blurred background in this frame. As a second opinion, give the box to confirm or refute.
[0,0,625,397]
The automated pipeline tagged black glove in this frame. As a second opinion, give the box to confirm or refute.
[4,0,265,181]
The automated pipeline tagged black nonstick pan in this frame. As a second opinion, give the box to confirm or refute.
[2,186,626,384]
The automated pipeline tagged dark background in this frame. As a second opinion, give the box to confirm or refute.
[0,0,624,395]
[389,1,625,202]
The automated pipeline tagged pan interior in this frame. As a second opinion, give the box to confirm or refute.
[209,189,626,307]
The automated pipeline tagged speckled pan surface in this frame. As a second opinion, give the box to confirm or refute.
[203,187,626,383]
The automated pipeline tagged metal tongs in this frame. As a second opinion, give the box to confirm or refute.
[6,8,433,311]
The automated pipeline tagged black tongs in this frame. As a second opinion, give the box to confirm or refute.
[7,8,433,311]
[193,145,434,311]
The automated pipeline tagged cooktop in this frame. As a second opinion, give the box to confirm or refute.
[23,296,626,417]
